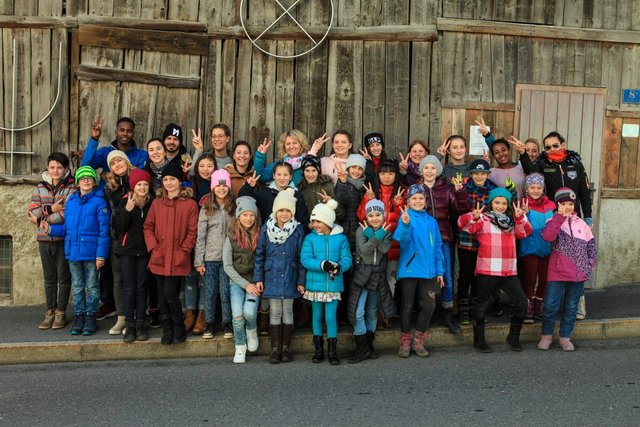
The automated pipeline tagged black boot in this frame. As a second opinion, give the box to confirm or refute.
[136,320,149,341]
[473,320,492,353]
[161,315,173,345]
[269,324,282,364]
[348,334,371,364]
[173,323,187,344]
[328,338,340,365]
[123,322,136,343]
[366,332,378,359]
[70,313,85,335]
[444,308,463,335]
[312,335,324,363]
[506,318,524,352]
[281,323,294,363]
[459,298,470,325]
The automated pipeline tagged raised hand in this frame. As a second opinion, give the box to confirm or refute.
[394,186,405,202]
[359,147,371,160]
[363,182,375,200]
[317,189,331,203]
[521,198,530,214]
[505,176,517,192]
[471,202,485,219]
[191,128,203,152]
[400,206,410,224]
[482,149,490,162]
[452,172,464,191]
[513,200,524,218]
[507,135,526,155]
[246,171,259,188]
[91,114,104,140]
[398,152,409,172]
[51,198,65,214]
[475,117,489,136]
[257,138,272,155]
[311,133,330,153]
[125,193,137,212]
[336,161,347,183]
[359,220,368,230]
[436,138,450,157]
[382,222,391,232]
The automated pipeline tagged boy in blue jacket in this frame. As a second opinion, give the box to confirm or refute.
[41,166,111,336]
[394,184,444,358]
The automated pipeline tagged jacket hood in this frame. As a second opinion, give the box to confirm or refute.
[110,138,137,151]
[41,170,72,186]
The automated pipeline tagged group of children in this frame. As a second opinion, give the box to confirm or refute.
[29,122,597,364]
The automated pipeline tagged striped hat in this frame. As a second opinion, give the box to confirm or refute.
[75,166,98,184]
[554,187,577,204]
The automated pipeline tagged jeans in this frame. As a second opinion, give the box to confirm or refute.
[38,241,71,312]
[541,281,584,338]
[203,261,231,324]
[230,281,260,345]
[354,289,379,335]
[69,261,100,315]
[441,242,454,308]
[311,300,339,338]
[120,255,149,324]
[400,278,440,333]
[184,267,205,310]
[474,274,527,321]
[269,298,294,325]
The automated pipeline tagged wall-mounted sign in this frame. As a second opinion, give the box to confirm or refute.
[622,89,640,104]
[622,124,640,138]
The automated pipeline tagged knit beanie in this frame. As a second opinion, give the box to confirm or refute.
[310,199,338,228]
[418,155,443,176]
[235,196,258,218]
[525,173,545,189]
[554,187,577,204]
[345,154,367,171]
[469,159,491,173]
[161,160,184,182]
[488,187,513,204]
[162,123,183,145]
[301,154,321,174]
[407,183,426,199]
[364,132,384,148]
[211,169,231,190]
[365,199,385,217]
[272,188,297,215]
[75,166,98,184]
[129,168,152,189]
[107,150,132,168]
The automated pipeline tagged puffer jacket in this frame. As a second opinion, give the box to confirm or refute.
[112,196,153,257]
[393,209,445,280]
[542,212,596,282]
[520,195,555,258]
[335,180,364,249]
[194,201,232,266]
[143,190,198,277]
[423,176,468,243]
[81,137,148,175]
[298,175,345,222]
[49,188,111,261]
[29,171,77,242]
[253,222,306,299]
[301,224,352,293]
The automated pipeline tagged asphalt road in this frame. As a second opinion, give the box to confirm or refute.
[1,338,639,426]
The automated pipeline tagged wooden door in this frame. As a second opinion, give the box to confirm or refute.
[514,84,606,287]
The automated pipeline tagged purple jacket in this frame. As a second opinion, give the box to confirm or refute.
[423,176,469,243]
[541,213,596,282]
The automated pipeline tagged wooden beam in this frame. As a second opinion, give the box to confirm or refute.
[79,25,209,55]
[601,188,640,199]
[437,17,640,45]
[208,25,438,41]
[77,16,207,32]
[606,109,640,118]
[75,65,200,89]
[441,101,516,112]
[0,175,41,185]
[0,16,76,29]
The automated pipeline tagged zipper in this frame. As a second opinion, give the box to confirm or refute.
[325,235,329,291]
[405,252,417,267]
[568,217,574,238]
[559,165,565,186]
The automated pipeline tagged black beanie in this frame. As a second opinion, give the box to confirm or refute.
[162,123,183,145]
[301,154,322,174]
[378,159,398,173]
[161,160,184,182]
[364,132,384,148]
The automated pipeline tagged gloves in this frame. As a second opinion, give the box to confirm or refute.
[321,260,341,280]
[362,227,374,239]
[505,176,516,192]
[374,228,388,241]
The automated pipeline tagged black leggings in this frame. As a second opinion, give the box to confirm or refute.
[155,275,183,324]
[120,255,149,324]
[474,274,527,321]
[457,248,478,302]
[400,278,440,333]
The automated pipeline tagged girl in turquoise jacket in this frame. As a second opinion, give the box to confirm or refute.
[301,199,353,366]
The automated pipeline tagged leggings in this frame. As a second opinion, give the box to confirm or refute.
[520,255,549,300]
[155,275,183,325]
[311,300,339,338]
[269,298,294,325]
[400,278,440,333]
[474,274,527,321]
[457,248,478,302]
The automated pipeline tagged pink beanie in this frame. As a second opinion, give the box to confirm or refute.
[211,169,231,190]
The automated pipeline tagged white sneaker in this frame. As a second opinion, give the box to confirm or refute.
[233,345,247,364]
[576,295,586,320]
[246,329,259,352]
[109,316,126,335]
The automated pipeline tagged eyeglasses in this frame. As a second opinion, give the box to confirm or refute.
[211,134,227,139]
[544,143,561,151]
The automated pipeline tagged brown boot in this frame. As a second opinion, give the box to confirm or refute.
[269,324,282,364]
[191,310,206,335]
[281,324,294,362]
[258,310,270,336]
[38,309,55,330]
[411,330,430,357]
[184,309,196,332]
[51,309,67,329]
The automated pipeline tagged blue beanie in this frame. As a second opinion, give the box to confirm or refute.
[407,184,426,199]
[488,187,513,204]
[365,199,385,217]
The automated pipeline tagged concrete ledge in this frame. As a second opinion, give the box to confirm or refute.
[2,317,639,365]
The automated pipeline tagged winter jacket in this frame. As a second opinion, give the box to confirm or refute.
[318,154,348,186]
[356,183,405,261]
[225,163,256,197]
[253,151,305,186]
[81,137,148,174]
[300,224,353,293]
[542,213,596,282]
[188,175,210,205]
[423,176,468,243]
[194,202,232,266]
[519,195,555,258]
[335,180,364,249]
[393,209,445,280]
[298,175,345,222]
[238,183,310,230]
[143,191,198,277]
[49,189,111,262]
[112,197,153,257]
[253,222,306,299]
[222,225,256,289]
[458,211,532,277]
[29,171,77,242]
[104,175,130,239]
[520,150,592,219]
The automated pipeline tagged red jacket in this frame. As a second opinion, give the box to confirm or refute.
[144,192,198,277]
[357,183,405,261]
[423,176,469,243]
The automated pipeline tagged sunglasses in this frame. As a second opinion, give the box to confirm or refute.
[544,143,561,151]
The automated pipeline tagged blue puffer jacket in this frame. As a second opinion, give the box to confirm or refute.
[301,224,353,293]
[253,222,306,299]
[520,196,554,258]
[393,209,444,280]
[49,189,111,261]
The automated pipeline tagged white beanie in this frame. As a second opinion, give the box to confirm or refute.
[107,150,132,168]
[310,199,339,228]
[345,154,367,171]
[272,188,297,216]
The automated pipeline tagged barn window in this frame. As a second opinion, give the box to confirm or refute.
[0,236,12,295]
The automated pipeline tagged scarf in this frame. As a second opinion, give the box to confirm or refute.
[407,161,421,178]
[149,159,168,189]
[283,154,305,171]
[484,210,514,232]
[347,175,365,190]
[547,148,568,164]
[266,215,299,244]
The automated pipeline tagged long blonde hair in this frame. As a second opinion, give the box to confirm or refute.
[106,164,136,192]
[277,129,309,159]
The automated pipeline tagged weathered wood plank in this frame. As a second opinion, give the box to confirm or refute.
[584,41,603,86]
[219,40,236,133]
[0,28,6,173]
[248,48,276,147]
[409,41,431,144]
[274,41,295,145]
[442,0,460,18]
[551,39,567,85]
[385,42,410,153]
[567,93,584,152]
[428,37,442,145]
[37,0,64,16]
[0,16,76,28]
[556,92,571,138]
[601,189,640,198]
[30,28,52,172]
[69,29,80,152]
[532,38,554,85]
[208,25,438,41]
[87,0,114,16]
[600,0,618,30]
[51,28,69,154]
[503,35,518,103]
[528,90,545,142]
[563,0,584,27]
[516,36,532,84]
[66,0,87,16]
[338,0,361,26]
[619,44,640,112]
[490,35,506,103]
[618,118,639,188]
[579,93,596,168]
[479,34,492,102]
[441,101,515,111]
[233,40,252,143]
[362,41,385,139]
[410,0,437,25]
[77,16,207,31]
[517,89,532,139]
[9,29,32,174]
[462,34,481,101]
[616,0,632,30]
[14,0,37,16]
[567,40,586,86]
[495,110,514,141]
[76,64,200,88]
[542,91,559,138]
[602,44,622,109]
[602,116,622,187]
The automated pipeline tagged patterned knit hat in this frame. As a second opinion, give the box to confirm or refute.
[272,188,297,215]
[364,132,384,148]
[107,150,132,168]
[554,187,577,204]
[365,199,385,217]
[75,166,98,184]
[129,168,152,189]
[310,199,338,227]
[488,187,513,204]
[235,196,258,218]
[525,173,545,189]
[407,183,426,199]
[418,155,443,176]
[211,169,231,190]
[301,154,321,174]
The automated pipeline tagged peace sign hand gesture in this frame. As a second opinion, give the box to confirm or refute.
[452,172,464,191]
[91,114,104,140]
[246,171,259,188]
[363,182,375,200]
[317,189,331,203]
[394,187,405,202]
[471,202,485,220]
[475,117,489,136]
[359,220,368,230]
[507,135,526,155]
[125,192,137,212]
[311,133,330,153]
[336,161,347,183]
[520,198,530,215]
[382,222,391,232]
[400,206,410,224]
[398,152,409,172]
[513,200,524,218]
[359,147,371,160]
[191,128,203,152]
[257,138,272,155]
[437,138,450,157]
